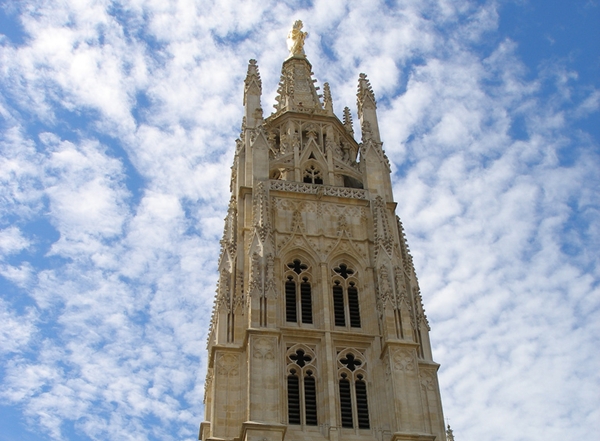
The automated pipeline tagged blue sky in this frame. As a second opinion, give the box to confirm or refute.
[0,1,598,440]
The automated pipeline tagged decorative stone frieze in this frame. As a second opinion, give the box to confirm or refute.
[270,180,368,200]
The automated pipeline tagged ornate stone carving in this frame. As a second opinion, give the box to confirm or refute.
[253,337,276,360]
[269,180,368,200]
[357,73,377,113]
[337,214,350,237]
[394,265,407,309]
[265,253,276,298]
[216,269,231,312]
[221,196,237,258]
[392,348,415,372]
[216,353,239,376]
[307,238,320,253]
[373,196,394,255]
[235,269,245,313]
[253,182,272,244]
[291,210,305,233]
[230,163,237,192]
[203,368,213,403]
[446,425,455,441]
[244,59,262,97]
[420,371,435,391]
[343,106,354,136]
[413,287,430,330]
[397,216,416,275]
[249,252,261,297]
[323,82,333,113]
[378,265,393,307]
[361,121,373,142]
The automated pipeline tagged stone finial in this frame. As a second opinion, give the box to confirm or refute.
[446,425,455,441]
[287,20,308,57]
[343,106,354,136]
[356,72,377,113]
[323,82,333,114]
[245,59,262,90]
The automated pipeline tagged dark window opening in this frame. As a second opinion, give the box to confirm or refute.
[301,278,313,324]
[348,283,361,328]
[334,264,354,279]
[343,175,364,189]
[286,260,312,325]
[304,371,318,426]
[290,349,312,367]
[288,259,308,274]
[286,277,297,323]
[339,374,353,428]
[288,370,301,425]
[356,375,370,429]
[333,282,345,327]
[340,353,362,371]
[303,165,323,185]
[332,265,361,328]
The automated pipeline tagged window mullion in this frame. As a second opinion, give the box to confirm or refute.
[344,287,350,328]
[299,374,305,426]
[351,378,358,431]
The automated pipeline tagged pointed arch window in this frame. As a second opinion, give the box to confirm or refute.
[303,164,323,184]
[337,351,370,429]
[285,259,313,324]
[287,346,318,426]
[332,264,361,328]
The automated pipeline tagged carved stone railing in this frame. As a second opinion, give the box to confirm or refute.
[269,180,368,200]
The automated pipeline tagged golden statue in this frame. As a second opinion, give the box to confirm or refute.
[287,20,307,56]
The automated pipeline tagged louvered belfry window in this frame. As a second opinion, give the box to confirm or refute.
[338,351,370,430]
[285,259,313,324]
[339,373,353,427]
[287,346,318,426]
[332,264,361,328]
[287,370,301,424]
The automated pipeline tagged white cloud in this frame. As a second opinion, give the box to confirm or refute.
[0,226,30,255]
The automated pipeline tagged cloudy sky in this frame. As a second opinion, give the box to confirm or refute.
[1,0,599,440]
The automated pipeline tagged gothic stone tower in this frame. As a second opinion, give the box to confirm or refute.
[200,22,447,441]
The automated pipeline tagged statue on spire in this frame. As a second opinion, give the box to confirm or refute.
[287,20,307,56]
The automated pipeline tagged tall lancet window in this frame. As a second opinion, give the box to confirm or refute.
[337,350,370,430]
[285,259,313,324]
[332,263,361,328]
[286,345,318,426]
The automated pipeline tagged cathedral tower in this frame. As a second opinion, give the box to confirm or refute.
[200,21,447,441]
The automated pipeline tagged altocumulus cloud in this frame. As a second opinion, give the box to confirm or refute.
[0,0,598,440]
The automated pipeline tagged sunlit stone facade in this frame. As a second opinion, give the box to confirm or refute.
[200,25,447,441]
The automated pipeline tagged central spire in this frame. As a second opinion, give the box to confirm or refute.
[273,20,323,114]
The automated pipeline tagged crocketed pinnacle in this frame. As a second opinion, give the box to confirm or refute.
[356,72,377,115]
[343,106,354,136]
[323,82,333,114]
[244,59,262,104]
